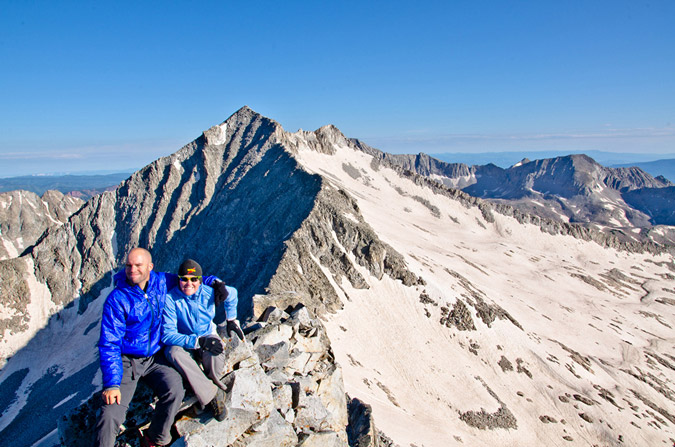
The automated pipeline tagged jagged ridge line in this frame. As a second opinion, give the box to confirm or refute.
[349,139,671,255]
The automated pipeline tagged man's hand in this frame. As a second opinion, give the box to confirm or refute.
[199,336,224,355]
[102,388,121,405]
[213,281,228,307]
[227,319,244,340]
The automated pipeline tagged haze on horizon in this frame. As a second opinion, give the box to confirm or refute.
[1,1,674,178]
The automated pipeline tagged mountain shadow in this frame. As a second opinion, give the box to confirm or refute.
[0,361,99,447]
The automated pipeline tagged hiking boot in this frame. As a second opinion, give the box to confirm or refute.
[209,388,227,422]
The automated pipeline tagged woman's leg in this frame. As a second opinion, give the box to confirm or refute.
[164,346,217,407]
[199,336,227,390]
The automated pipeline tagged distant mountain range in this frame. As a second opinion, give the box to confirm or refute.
[2,153,672,199]
[354,146,675,245]
[0,173,131,199]
[2,151,673,247]
[432,150,675,182]
[611,158,675,183]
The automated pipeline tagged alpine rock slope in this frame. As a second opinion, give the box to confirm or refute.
[0,107,673,447]
[0,190,84,261]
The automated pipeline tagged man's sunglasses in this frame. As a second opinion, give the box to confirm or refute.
[179,276,202,283]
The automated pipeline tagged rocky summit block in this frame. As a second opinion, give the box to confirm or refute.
[58,304,383,447]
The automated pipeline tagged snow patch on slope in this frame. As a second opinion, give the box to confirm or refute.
[294,141,675,446]
[1,237,19,259]
[0,258,59,364]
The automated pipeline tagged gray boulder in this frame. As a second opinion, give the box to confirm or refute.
[297,431,347,447]
[231,410,298,447]
[175,364,275,446]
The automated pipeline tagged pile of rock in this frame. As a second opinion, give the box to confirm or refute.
[175,304,349,446]
[59,304,381,447]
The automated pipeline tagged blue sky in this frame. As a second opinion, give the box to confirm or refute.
[1,0,674,177]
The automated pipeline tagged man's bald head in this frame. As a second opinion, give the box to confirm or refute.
[128,247,152,263]
[125,247,154,289]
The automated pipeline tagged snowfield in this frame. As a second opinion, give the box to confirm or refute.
[296,144,675,447]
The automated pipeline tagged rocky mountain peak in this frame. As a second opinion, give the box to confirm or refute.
[315,124,349,145]
[603,165,672,191]
[1,107,674,447]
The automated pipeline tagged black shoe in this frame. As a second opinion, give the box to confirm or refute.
[209,388,227,422]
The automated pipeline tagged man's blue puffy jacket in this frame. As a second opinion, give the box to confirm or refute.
[98,270,219,389]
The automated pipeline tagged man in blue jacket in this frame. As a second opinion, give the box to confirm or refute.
[95,248,236,447]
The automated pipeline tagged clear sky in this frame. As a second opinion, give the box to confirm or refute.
[1,0,674,177]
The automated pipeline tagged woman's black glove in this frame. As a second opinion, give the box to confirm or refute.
[213,281,229,307]
[198,336,224,355]
[226,320,244,340]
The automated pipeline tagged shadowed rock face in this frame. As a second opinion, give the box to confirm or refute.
[623,185,675,226]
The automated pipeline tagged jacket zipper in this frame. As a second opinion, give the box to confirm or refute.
[145,292,154,355]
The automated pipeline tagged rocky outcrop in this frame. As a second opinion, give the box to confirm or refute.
[58,304,379,447]
[347,398,399,447]
[0,190,83,260]
[0,258,30,338]
[262,186,424,318]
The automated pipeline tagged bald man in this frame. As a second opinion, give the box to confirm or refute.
[95,248,232,447]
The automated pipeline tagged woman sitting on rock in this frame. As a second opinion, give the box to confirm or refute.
[161,259,243,421]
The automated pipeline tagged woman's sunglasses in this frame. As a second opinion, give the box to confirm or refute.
[179,276,202,283]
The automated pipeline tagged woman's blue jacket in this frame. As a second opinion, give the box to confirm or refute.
[161,283,238,349]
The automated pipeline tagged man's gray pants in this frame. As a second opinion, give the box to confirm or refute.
[164,336,226,407]
[95,354,185,447]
